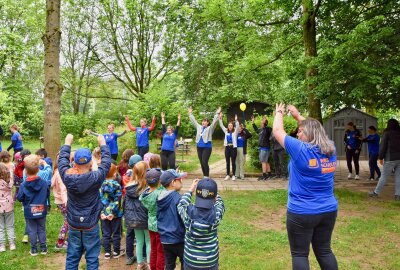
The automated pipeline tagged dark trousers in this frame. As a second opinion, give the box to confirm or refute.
[101,217,122,253]
[369,153,381,179]
[224,146,237,176]
[163,243,184,270]
[287,211,338,270]
[138,146,149,159]
[184,263,218,270]
[197,147,212,177]
[161,150,176,170]
[346,149,360,174]
[273,149,286,176]
[111,154,118,161]
[26,217,47,251]
[126,227,136,258]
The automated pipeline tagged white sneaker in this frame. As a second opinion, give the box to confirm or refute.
[10,243,16,251]
[355,175,360,180]
[347,173,352,179]
[0,245,5,252]
[224,175,230,181]
[232,176,236,181]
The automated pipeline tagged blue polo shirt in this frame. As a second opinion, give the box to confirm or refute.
[162,126,179,152]
[136,127,150,147]
[104,133,119,155]
[197,128,212,148]
[366,134,380,155]
[346,130,358,149]
[285,135,338,215]
[11,132,23,150]
[237,135,244,148]
[226,133,233,144]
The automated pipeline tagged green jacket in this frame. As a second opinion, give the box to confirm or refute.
[139,185,165,232]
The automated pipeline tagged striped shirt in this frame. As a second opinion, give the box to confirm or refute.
[177,191,225,269]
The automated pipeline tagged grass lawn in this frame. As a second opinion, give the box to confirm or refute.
[1,189,400,269]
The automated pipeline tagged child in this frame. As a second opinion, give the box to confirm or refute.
[362,126,381,181]
[100,163,124,259]
[177,178,225,270]
[121,154,142,196]
[118,149,135,178]
[140,168,165,270]
[13,150,30,203]
[58,134,111,269]
[0,151,15,177]
[157,169,186,270]
[125,116,156,159]
[0,163,15,252]
[35,148,53,170]
[35,148,53,211]
[51,153,68,249]
[17,155,49,256]
[149,154,161,169]
[124,161,150,268]
[92,147,101,171]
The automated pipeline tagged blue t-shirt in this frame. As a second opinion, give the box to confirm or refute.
[284,136,338,215]
[104,133,119,155]
[237,135,244,148]
[226,133,233,144]
[197,128,212,148]
[346,130,358,149]
[136,127,150,147]
[366,134,380,155]
[11,132,23,150]
[162,130,178,152]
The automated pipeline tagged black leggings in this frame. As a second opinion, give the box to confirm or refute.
[197,147,212,177]
[163,243,184,270]
[225,146,237,176]
[138,146,149,159]
[287,211,338,270]
[346,149,360,174]
[111,154,118,161]
[161,150,176,170]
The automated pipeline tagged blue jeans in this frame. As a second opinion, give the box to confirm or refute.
[101,218,121,253]
[374,160,400,196]
[66,224,101,270]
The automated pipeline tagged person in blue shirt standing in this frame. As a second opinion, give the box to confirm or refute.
[361,126,381,181]
[125,116,156,159]
[273,103,338,270]
[7,124,23,155]
[188,106,221,178]
[160,112,181,170]
[344,122,362,180]
[87,124,127,161]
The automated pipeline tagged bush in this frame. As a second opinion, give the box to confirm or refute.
[61,114,93,138]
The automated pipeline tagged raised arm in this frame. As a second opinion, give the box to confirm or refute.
[218,113,227,133]
[116,130,127,137]
[213,194,225,226]
[234,115,240,134]
[87,130,100,136]
[148,116,156,131]
[175,114,181,136]
[177,179,199,229]
[287,105,305,123]
[188,107,200,128]
[125,116,137,131]
[161,112,166,134]
[209,107,221,132]
[58,134,73,179]
[272,103,287,148]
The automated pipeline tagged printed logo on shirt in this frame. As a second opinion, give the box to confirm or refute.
[308,159,318,168]
[320,158,337,174]
[30,204,45,216]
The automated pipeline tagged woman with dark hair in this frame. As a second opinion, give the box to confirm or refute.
[344,122,362,179]
[235,123,252,180]
[273,103,338,270]
[219,113,239,181]
[369,119,400,200]
[160,112,181,170]
[188,106,221,177]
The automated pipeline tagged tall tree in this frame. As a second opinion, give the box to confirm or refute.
[43,0,62,160]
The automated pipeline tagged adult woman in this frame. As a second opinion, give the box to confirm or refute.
[87,124,127,161]
[344,122,362,180]
[273,103,338,270]
[7,124,23,154]
[219,113,239,180]
[125,116,156,159]
[188,106,221,178]
[369,119,400,200]
[235,124,252,180]
[160,112,181,170]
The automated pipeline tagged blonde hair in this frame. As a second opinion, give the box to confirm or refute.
[24,155,40,175]
[92,147,101,160]
[10,124,20,131]
[149,154,161,169]
[299,118,335,156]
[133,161,149,194]
[0,163,10,183]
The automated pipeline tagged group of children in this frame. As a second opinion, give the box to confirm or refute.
[0,136,226,270]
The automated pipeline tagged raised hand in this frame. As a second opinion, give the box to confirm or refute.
[251,115,255,123]
[161,112,165,118]
[275,103,286,115]
[177,113,181,120]
[188,106,193,114]
[65,134,73,146]
[97,135,106,146]
[287,105,299,117]
[216,107,222,114]
[189,179,200,192]
[235,114,238,121]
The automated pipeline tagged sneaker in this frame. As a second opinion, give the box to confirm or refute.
[10,243,16,251]
[22,234,29,243]
[41,249,48,255]
[369,191,378,197]
[355,175,360,180]
[113,249,125,259]
[257,175,265,181]
[137,262,149,270]
[126,256,136,265]
[0,245,5,252]
[368,178,374,181]
[30,249,39,256]
[55,242,68,250]
[104,252,111,259]
[231,176,236,181]
[224,175,230,181]
[347,173,352,179]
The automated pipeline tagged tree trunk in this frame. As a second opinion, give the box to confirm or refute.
[302,0,322,123]
[42,0,62,161]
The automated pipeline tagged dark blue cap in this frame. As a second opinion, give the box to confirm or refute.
[160,169,187,186]
[74,148,92,165]
[146,168,162,185]
[195,178,217,209]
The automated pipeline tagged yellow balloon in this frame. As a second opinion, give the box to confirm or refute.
[240,103,246,111]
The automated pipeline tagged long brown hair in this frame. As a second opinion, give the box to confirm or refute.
[0,163,10,183]
[133,161,149,194]
[149,154,161,169]
[0,151,11,163]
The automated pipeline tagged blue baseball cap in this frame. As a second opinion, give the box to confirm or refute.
[74,148,92,165]
[195,178,218,209]
[129,155,142,168]
[146,168,162,185]
[160,169,187,187]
